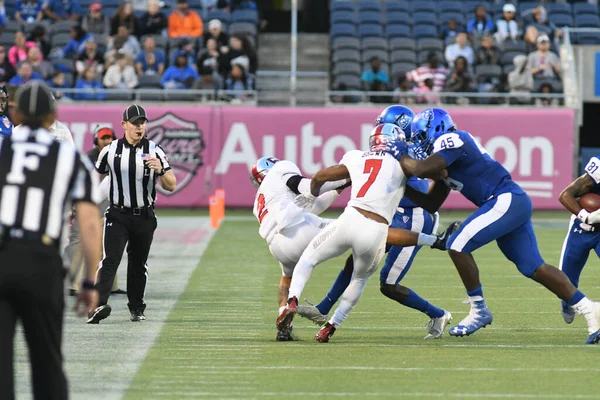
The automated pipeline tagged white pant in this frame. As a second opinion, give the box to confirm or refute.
[269,213,332,277]
[289,207,388,327]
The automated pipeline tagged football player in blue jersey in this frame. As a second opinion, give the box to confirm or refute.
[557,156,600,324]
[297,105,458,339]
[0,86,13,136]
[383,107,600,344]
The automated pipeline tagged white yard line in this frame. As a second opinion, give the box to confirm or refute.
[14,217,215,400]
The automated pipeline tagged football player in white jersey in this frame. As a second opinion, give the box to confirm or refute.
[13,94,74,146]
[276,124,451,342]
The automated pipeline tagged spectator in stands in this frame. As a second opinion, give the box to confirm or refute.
[508,54,533,104]
[444,33,474,68]
[110,3,139,37]
[414,75,439,104]
[105,25,142,65]
[74,65,106,100]
[27,45,53,80]
[15,0,43,25]
[82,2,109,36]
[527,34,561,79]
[27,25,51,58]
[0,47,16,85]
[204,19,229,48]
[169,38,197,69]
[495,3,520,45]
[43,0,81,22]
[523,25,539,53]
[224,62,254,101]
[393,73,415,105]
[467,4,495,42]
[475,35,501,65]
[75,39,104,78]
[197,38,221,77]
[9,32,36,68]
[440,19,462,46]
[161,50,200,89]
[168,0,204,38]
[49,71,70,100]
[103,52,139,89]
[63,25,92,59]
[135,36,166,76]
[218,34,257,76]
[535,82,559,107]
[528,6,562,41]
[444,56,476,103]
[139,0,168,37]
[8,61,43,86]
[407,52,448,92]
[360,56,389,91]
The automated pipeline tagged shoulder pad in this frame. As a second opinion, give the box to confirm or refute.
[585,157,600,184]
[432,133,464,154]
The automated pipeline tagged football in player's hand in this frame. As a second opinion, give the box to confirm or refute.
[579,193,600,212]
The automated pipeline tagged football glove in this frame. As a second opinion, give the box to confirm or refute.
[587,209,600,225]
[383,139,409,161]
[294,193,317,210]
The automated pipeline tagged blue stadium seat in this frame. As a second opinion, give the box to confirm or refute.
[332,61,362,76]
[391,62,416,77]
[331,23,358,39]
[578,33,600,44]
[333,74,361,90]
[519,2,539,14]
[412,1,436,14]
[440,12,465,26]
[573,3,598,16]
[53,58,74,73]
[231,10,259,24]
[534,78,563,93]
[500,51,524,66]
[332,49,361,64]
[386,25,411,38]
[386,1,411,14]
[359,11,382,25]
[3,21,21,34]
[550,14,574,28]
[465,1,490,14]
[413,25,439,39]
[332,11,358,25]
[102,7,118,18]
[332,36,360,51]
[358,1,382,13]
[389,37,416,52]
[229,22,257,37]
[546,3,572,16]
[52,20,78,34]
[362,49,389,63]
[417,50,443,64]
[475,64,502,79]
[439,1,464,14]
[386,12,408,26]
[391,50,417,64]
[417,38,444,52]
[331,1,356,13]
[413,12,438,26]
[51,33,72,48]
[503,40,527,53]
[576,14,600,27]
[358,24,384,38]
[207,10,231,24]
[361,37,388,51]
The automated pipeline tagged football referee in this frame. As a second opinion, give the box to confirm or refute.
[0,81,101,399]
[88,104,176,324]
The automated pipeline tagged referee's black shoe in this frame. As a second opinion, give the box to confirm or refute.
[130,309,146,322]
[87,304,112,324]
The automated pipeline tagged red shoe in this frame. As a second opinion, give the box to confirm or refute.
[314,322,336,343]
[276,297,298,330]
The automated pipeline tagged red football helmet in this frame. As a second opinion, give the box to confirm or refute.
[250,156,280,188]
[369,123,405,151]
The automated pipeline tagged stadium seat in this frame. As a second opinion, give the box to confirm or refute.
[332,61,362,76]
[138,74,163,88]
[386,1,411,14]
[231,10,259,25]
[500,51,524,66]
[362,49,389,63]
[417,38,444,52]
[102,0,122,6]
[358,1,382,13]
[358,24,384,38]
[330,24,358,39]
[503,40,527,53]
[413,12,438,26]
[534,78,563,93]
[331,11,358,25]
[573,3,598,16]
[417,50,443,65]
[503,64,516,75]
[331,1,356,13]
[519,2,539,14]
[359,11,382,25]
[413,1,436,14]
[546,2,572,16]
[386,25,411,38]
[51,33,72,48]
[53,58,74,73]
[333,74,361,90]
[534,24,553,35]
[550,14,574,28]
[390,37,416,52]
[575,14,600,27]
[439,12,466,26]
[229,22,258,37]
[413,25,439,39]
[578,32,600,44]
[332,36,360,51]
[62,74,74,88]
[391,62,416,77]
[164,92,197,102]
[52,20,78,34]
[439,1,464,13]
[206,10,231,24]
[4,21,21,33]
[361,37,388,51]
[332,49,361,64]
[465,1,490,14]
[386,12,409,27]
[475,64,502,79]
[102,7,118,18]
[391,50,417,64]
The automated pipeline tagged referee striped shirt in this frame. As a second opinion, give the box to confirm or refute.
[95,137,171,208]
[0,126,100,243]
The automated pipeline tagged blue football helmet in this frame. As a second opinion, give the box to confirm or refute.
[375,105,415,136]
[409,108,456,158]
[250,156,280,188]
[369,123,404,152]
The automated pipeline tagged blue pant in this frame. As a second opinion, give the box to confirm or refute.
[380,207,438,284]
[447,192,545,277]
[560,217,600,288]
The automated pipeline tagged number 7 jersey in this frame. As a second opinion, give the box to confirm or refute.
[341,150,406,224]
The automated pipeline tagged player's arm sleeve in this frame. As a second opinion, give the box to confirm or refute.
[288,175,348,195]
[98,176,110,201]
[155,145,172,173]
[94,146,110,174]
[72,154,101,205]
[309,191,340,215]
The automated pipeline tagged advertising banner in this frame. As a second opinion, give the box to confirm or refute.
[58,105,575,210]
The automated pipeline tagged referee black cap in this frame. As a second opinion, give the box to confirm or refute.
[123,104,148,123]
[15,81,56,117]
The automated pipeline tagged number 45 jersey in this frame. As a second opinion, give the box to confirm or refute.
[433,130,525,207]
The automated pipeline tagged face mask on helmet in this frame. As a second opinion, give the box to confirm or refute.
[409,109,455,158]
[0,86,8,115]
[369,123,404,152]
[249,156,280,189]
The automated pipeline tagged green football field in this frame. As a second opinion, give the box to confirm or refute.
[120,210,600,400]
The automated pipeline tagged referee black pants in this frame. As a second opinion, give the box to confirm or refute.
[97,207,157,311]
[0,241,67,400]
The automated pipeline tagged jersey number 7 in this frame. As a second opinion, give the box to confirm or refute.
[357,159,382,198]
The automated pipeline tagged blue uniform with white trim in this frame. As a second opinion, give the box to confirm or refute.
[0,115,13,136]
[438,130,545,277]
[559,157,600,287]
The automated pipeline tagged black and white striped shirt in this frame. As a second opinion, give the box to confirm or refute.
[0,127,99,243]
[95,137,171,208]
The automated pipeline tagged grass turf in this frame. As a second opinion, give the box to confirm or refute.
[125,211,600,399]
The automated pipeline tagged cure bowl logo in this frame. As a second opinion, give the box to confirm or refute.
[146,113,205,195]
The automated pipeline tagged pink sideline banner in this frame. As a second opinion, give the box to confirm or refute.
[57,105,575,210]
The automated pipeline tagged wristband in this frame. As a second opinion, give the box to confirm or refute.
[158,168,166,176]
[577,209,590,224]
[81,279,96,290]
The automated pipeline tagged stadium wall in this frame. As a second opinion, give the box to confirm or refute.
[58,105,575,210]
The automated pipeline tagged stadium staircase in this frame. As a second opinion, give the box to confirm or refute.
[257,33,329,106]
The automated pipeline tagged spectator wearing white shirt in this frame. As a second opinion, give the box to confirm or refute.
[103,52,139,89]
[444,33,474,68]
[495,3,520,45]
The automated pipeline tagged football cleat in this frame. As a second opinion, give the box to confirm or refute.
[449,302,493,337]
[276,326,296,342]
[424,310,452,339]
[276,296,298,330]
[297,299,328,326]
[431,221,461,251]
[314,322,336,343]
[562,302,575,324]
[586,330,600,345]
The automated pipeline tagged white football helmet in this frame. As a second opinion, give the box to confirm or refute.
[249,156,280,188]
[369,123,405,151]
